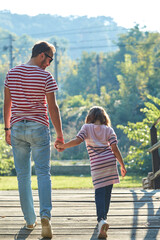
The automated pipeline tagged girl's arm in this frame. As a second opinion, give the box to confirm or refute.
[111,143,127,177]
[56,137,83,149]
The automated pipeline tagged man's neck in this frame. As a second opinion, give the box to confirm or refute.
[26,58,39,67]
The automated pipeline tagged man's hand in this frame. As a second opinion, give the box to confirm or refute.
[56,142,64,149]
[5,130,11,145]
[54,138,64,152]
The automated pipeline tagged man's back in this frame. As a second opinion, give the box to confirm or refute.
[5,64,58,126]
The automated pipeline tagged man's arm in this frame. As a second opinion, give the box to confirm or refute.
[46,92,64,149]
[4,87,12,145]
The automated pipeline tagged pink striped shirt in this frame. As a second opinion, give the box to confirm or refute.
[77,124,120,189]
[5,64,58,127]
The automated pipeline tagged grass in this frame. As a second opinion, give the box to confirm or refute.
[0,175,144,190]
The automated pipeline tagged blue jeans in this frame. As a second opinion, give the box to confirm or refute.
[11,120,52,225]
[95,185,113,222]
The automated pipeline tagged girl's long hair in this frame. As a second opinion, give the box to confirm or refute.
[85,106,111,126]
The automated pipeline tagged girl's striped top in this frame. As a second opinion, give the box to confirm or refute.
[77,123,120,189]
[4,64,58,127]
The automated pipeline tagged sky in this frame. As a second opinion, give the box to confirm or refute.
[0,0,160,32]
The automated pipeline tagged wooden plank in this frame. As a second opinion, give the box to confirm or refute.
[1,189,160,239]
[0,229,160,240]
[148,140,160,152]
[1,201,160,209]
[0,215,160,228]
[1,191,160,202]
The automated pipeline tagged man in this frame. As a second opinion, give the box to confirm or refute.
[3,41,64,239]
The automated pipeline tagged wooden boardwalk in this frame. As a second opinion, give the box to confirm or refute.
[1,189,160,239]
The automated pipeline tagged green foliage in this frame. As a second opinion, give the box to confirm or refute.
[117,95,160,173]
[64,52,98,96]
[0,124,14,175]
[1,23,160,177]
[52,87,111,160]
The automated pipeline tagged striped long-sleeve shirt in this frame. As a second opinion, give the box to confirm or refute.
[77,123,120,189]
[4,64,58,127]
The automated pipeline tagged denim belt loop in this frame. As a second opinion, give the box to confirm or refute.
[21,120,32,123]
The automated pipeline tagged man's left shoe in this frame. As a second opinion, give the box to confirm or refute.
[97,219,109,239]
[25,221,37,230]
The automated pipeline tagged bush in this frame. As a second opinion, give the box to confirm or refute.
[117,94,160,174]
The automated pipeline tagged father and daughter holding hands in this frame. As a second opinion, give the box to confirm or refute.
[4,41,126,239]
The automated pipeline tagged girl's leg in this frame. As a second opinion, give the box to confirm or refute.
[95,187,106,222]
[95,185,112,239]
[105,184,113,220]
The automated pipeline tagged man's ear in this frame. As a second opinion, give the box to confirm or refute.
[39,52,45,60]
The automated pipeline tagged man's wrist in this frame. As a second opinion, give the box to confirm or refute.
[4,127,11,131]
[56,136,64,142]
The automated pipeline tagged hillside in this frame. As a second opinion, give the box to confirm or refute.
[0,10,127,58]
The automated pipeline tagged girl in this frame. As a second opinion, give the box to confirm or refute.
[56,106,127,239]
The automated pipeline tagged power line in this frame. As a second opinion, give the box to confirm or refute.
[29,27,128,37]
[0,36,12,41]
[68,41,159,50]
[0,33,159,67]
[68,37,118,44]
[2,37,158,52]
[69,45,117,50]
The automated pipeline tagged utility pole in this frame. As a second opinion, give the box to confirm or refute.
[96,54,100,96]
[54,41,59,98]
[9,34,13,69]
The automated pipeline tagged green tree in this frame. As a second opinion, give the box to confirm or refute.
[117,95,160,173]
[63,52,98,96]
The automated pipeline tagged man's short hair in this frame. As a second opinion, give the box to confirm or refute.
[31,41,56,58]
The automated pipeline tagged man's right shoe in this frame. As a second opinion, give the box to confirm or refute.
[97,219,109,239]
[41,217,53,239]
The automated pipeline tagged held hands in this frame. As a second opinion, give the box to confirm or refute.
[56,142,64,149]
[54,137,65,152]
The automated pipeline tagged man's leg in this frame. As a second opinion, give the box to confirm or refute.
[11,123,36,225]
[30,123,52,219]
[30,123,52,238]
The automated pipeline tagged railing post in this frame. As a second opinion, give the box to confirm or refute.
[150,126,160,189]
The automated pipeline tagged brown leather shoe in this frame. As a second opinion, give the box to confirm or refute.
[41,217,53,239]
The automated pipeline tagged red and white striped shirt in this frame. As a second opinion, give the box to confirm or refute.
[5,64,58,127]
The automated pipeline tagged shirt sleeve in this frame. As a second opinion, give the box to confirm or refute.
[108,127,118,145]
[76,124,87,142]
[45,73,58,93]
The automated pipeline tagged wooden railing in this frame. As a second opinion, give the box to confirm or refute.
[148,117,160,189]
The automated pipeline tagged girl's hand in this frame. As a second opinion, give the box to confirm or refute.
[54,138,64,152]
[56,143,64,149]
[121,166,127,177]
